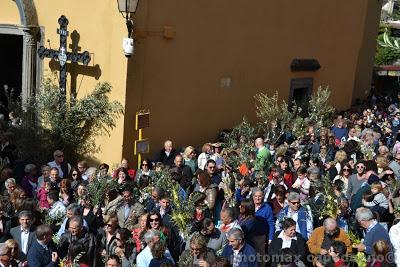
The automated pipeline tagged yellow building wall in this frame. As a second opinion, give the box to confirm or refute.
[0,1,21,25]
[123,0,381,160]
[0,0,129,165]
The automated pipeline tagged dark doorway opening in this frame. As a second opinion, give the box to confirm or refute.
[0,34,23,107]
[289,78,313,115]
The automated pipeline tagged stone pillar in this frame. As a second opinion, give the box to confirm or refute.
[21,29,37,104]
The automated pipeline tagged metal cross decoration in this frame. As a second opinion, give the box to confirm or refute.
[38,15,91,106]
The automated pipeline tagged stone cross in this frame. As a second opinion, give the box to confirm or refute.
[38,15,91,107]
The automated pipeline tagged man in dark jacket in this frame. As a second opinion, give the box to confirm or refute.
[27,224,58,267]
[58,216,96,266]
[153,140,177,167]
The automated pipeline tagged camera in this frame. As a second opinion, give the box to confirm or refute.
[122,38,134,57]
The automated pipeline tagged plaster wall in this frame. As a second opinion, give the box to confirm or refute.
[123,0,382,159]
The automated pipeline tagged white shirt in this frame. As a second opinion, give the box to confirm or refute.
[136,245,175,267]
[47,160,71,178]
[197,152,210,170]
[278,230,297,249]
[389,221,400,267]
[21,227,29,254]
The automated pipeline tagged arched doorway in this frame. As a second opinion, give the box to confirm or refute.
[0,0,39,104]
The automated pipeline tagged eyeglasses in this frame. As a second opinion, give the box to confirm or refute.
[343,168,350,171]
[55,154,64,158]
[208,166,216,169]
[290,201,300,205]
[149,218,159,222]
[190,247,201,252]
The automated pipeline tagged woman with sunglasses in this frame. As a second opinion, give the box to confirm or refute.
[115,228,136,266]
[135,159,155,184]
[69,168,83,191]
[146,211,180,262]
[346,161,365,200]
[333,163,352,195]
[98,215,119,259]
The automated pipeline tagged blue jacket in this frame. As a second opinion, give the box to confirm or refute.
[276,206,312,240]
[222,242,258,267]
[364,222,391,255]
[27,239,55,267]
[255,203,275,241]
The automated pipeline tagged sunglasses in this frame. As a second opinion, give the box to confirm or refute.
[356,166,364,169]
[343,168,350,171]
[290,201,300,205]
[142,163,148,166]
[72,173,78,176]
[55,155,64,158]
[106,223,113,227]
[395,158,400,161]
[149,218,159,222]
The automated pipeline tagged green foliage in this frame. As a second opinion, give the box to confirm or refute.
[376,29,400,65]
[307,86,335,129]
[375,45,400,65]
[305,175,339,220]
[9,75,124,163]
[86,177,119,207]
[223,117,256,169]
[254,87,334,140]
[254,92,305,140]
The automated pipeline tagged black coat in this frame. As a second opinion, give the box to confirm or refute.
[153,149,177,167]
[268,231,308,267]
[0,216,12,243]
[59,228,96,266]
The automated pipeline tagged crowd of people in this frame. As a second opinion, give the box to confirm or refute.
[1,94,400,267]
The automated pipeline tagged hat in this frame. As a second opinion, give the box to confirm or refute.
[0,243,9,256]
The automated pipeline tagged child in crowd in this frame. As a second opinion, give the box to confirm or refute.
[292,166,310,201]
[37,181,51,209]
[329,241,347,267]
[362,181,389,215]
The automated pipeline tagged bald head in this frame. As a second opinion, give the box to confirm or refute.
[164,140,173,152]
[323,217,337,231]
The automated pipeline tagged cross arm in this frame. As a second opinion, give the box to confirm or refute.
[37,46,59,60]
[66,51,91,65]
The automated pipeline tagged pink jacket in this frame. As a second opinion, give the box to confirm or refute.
[37,188,50,209]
